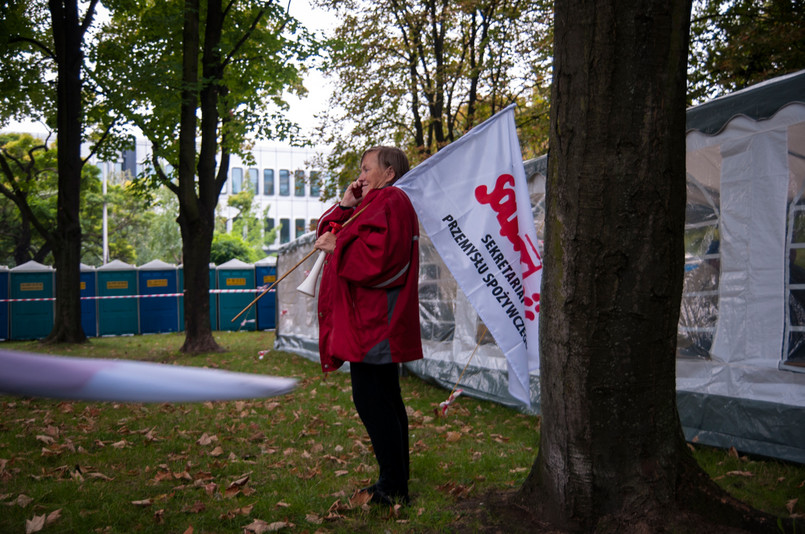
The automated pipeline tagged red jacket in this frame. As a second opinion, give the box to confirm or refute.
[316,186,423,372]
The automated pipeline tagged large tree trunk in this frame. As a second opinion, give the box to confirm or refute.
[517,1,786,532]
[176,0,222,354]
[45,0,86,344]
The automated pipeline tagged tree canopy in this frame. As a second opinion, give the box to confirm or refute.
[688,0,805,103]
[313,0,552,195]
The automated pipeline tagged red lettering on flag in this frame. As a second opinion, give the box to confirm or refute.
[474,174,543,278]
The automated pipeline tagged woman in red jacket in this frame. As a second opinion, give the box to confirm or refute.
[314,146,422,505]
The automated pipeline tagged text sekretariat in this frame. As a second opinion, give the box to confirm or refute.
[442,214,527,346]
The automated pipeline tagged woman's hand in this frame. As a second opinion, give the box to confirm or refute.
[340,180,364,208]
[315,231,337,255]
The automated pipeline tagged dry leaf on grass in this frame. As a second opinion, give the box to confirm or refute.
[243,519,294,533]
[25,509,61,534]
[787,498,798,514]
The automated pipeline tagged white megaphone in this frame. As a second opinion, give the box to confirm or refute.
[296,250,326,297]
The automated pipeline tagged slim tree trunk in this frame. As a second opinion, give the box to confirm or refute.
[177,0,222,354]
[45,0,86,344]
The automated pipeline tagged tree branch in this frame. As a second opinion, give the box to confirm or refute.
[8,36,56,60]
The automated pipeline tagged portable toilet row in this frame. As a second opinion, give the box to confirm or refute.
[2,258,277,340]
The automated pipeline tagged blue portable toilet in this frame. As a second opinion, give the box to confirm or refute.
[97,260,139,336]
[0,266,8,340]
[178,263,217,331]
[255,255,277,330]
[10,260,54,340]
[217,259,256,331]
[80,263,98,337]
[139,260,179,334]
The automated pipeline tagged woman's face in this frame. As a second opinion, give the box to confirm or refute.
[357,151,394,196]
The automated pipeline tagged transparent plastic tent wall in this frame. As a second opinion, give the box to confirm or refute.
[275,72,805,464]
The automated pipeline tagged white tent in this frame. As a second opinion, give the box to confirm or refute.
[275,70,805,463]
[676,70,805,463]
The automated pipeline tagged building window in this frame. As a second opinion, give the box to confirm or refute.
[263,169,274,196]
[231,167,243,194]
[248,168,259,194]
[310,171,321,198]
[294,170,306,197]
[279,169,290,196]
[280,218,290,243]
[309,218,318,232]
[295,218,306,238]
[265,218,275,245]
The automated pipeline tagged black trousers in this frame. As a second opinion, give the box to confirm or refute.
[349,362,410,497]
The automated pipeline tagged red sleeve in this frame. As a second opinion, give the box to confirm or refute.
[334,189,417,289]
[317,203,354,237]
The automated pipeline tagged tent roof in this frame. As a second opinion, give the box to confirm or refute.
[686,69,805,135]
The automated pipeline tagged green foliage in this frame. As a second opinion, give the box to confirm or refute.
[689,0,805,103]
[213,184,268,263]
[312,0,553,198]
[0,0,54,128]
[0,133,129,266]
[92,0,318,183]
[211,232,259,264]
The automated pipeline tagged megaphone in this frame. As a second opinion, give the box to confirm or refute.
[296,250,326,297]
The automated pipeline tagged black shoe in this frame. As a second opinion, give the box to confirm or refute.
[369,487,410,506]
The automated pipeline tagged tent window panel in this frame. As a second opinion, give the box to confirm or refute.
[789,290,805,326]
[786,330,805,364]
[679,294,718,328]
[677,328,714,359]
[792,210,805,242]
[683,262,720,293]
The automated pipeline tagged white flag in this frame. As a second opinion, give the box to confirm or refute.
[396,104,541,406]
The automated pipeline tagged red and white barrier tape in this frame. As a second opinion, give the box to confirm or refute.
[0,287,275,303]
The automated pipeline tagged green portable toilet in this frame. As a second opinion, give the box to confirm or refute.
[217,259,256,331]
[80,263,98,337]
[255,256,277,330]
[0,266,8,340]
[97,259,139,336]
[178,263,217,331]
[139,260,179,334]
[10,260,54,340]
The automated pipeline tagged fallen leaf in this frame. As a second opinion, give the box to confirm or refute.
[787,498,798,514]
[35,435,55,445]
[334,470,349,477]
[25,514,45,534]
[445,432,462,442]
[154,509,165,524]
[728,447,739,458]
[132,499,153,507]
[349,489,372,508]
[197,433,218,446]
[305,513,323,525]
[45,509,61,525]
[182,501,206,514]
[243,519,294,533]
[209,446,224,457]
[14,494,34,508]
[182,526,194,534]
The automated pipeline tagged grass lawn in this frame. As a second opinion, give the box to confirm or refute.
[1,331,803,533]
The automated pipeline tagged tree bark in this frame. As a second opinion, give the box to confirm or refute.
[45,0,86,344]
[176,0,222,354]
[516,1,788,532]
